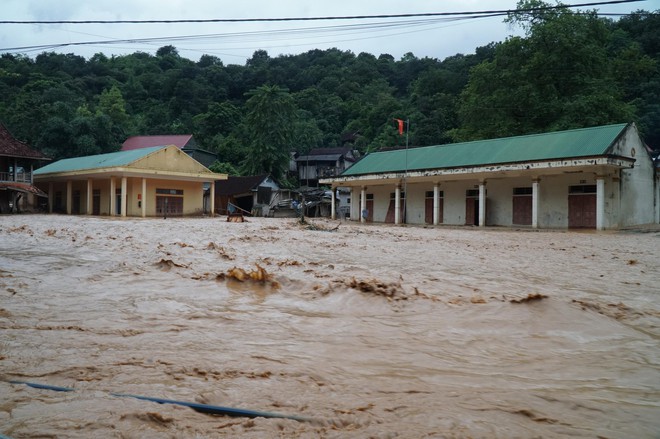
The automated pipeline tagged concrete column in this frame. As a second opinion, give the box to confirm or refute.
[596,176,605,231]
[110,177,116,216]
[141,178,147,218]
[478,181,486,227]
[433,183,440,225]
[656,175,660,224]
[66,180,72,215]
[210,181,215,217]
[349,188,357,221]
[532,179,540,229]
[395,185,401,225]
[48,182,53,213]
[360,186,366,223]
[121,177,127,217]
[331,187,336,220]
[86,179,93,215]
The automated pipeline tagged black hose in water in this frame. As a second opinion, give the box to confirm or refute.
[7,380,313,422]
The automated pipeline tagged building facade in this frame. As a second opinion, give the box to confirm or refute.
[34,145,226,217]
[0,123,50,213]
[322,123,658,230]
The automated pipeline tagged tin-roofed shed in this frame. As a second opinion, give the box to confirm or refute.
[321,123,658,230]
[34,145,226,217]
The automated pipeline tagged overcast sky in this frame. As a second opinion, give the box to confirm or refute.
[1,0,655,65]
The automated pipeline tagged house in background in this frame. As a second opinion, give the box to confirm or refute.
[322,123,658,230]
[295,147,358,188]
[122,135,218,168]
[215,175,293,217]
[34,145,226,217]
[0,123,50,213]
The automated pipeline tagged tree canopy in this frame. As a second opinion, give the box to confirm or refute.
[0,3,657,178]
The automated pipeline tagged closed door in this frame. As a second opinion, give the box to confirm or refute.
[425,197,444,224]
[156,196,183,216]
[385,200,405,223]
[512,195,532,225]
[465,197,478,225]
[568,194,596,228]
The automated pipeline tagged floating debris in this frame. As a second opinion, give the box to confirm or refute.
[221,264,280,288]
[509,293,548,304]
[346,278,406,300]
[155,259,189,270]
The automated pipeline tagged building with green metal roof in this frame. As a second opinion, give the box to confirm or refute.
[321,123,658,230]
[34,145,226,217]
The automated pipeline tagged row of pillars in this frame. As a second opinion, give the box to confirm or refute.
[48,177,131,216]
[46,177,216,218]
[330,176,607,230]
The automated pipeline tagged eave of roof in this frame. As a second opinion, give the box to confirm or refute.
[323,155,635,185]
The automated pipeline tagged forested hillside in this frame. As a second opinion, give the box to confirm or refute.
[0,2,658,179]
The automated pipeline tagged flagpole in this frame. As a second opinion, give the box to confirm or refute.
[403,119,408,224]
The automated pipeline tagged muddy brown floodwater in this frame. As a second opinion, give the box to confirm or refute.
[0,215,659,438]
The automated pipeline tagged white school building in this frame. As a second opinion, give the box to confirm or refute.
[322,123,659,230]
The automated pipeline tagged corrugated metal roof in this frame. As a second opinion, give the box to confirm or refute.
[296,153,344,162]
[34,146,164,175]
[343,123,629,176]
[215,174,269,196]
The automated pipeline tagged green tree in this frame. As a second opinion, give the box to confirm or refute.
[208,160,239,175]
[97,85,128,126]
[241,85,297,178]
[454,1,638,140]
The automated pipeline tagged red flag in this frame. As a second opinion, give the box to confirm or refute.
[394,118,404,135]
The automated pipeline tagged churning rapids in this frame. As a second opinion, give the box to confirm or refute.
[1,215,659,438]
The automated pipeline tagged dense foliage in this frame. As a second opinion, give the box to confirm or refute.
[0,2,657,177]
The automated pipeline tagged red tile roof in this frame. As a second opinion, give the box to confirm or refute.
[122,135,193,151]
[0,124,49,160]
[0,182,48,197]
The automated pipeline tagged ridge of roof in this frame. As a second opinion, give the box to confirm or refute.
[343,123,630,176]
[122,135,193,150]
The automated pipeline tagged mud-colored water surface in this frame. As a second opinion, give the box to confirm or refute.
[1,215,659,438]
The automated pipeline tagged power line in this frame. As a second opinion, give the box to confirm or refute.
[0,0,646,25]
[0,16,498,53]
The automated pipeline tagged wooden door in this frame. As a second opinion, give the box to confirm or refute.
[568,194,596,228]
[92,193,101,215]
[425,197,444,224]
[366,199,373,222]
[512,195,532,225]
[465,197,478,225]
[425,198,433,224]
[385,200,405,223]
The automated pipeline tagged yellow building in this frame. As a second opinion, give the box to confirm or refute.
[34,145,226,217]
